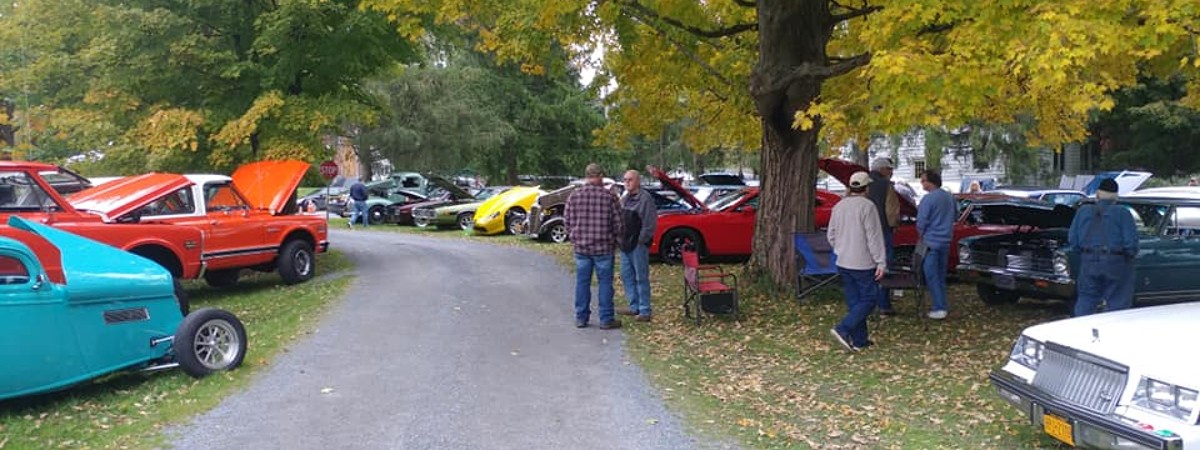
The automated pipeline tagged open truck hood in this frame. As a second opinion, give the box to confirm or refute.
[231,160,310,214]
[966,197,1077,229]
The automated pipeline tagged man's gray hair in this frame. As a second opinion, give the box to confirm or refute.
[870,157,894,171]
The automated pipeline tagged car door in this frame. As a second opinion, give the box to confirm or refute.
[1142,204,1200,302]
[188,182,270,268]
[0,250,80,398]
[707,192,757,256]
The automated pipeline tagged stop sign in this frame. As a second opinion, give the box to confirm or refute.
[319,160,339,180]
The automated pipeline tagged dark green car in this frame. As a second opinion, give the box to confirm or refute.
[957,189,1200,309]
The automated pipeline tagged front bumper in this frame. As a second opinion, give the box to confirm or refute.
[957,265,1075,299]
[473,216,505,235]
[991,370,1184,450]
[327,202,348,217]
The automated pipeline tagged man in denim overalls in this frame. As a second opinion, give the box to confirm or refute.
[1067,178,1138,316]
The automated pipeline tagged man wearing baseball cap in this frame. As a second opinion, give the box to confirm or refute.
[1068,178,1138,316]
[827,171,887,351]
[868,157,900,315]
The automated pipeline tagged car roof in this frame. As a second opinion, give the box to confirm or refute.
[184,174,232,184]
[1123,187,1200,200]
[0,161,62,172]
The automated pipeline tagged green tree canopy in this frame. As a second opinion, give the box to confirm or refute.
[0,0,417,173]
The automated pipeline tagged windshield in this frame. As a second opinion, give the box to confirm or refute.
[0,171,61,211]
[709,188,754,211]
[1121,202,1170,236]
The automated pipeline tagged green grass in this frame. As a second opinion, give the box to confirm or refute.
[0,251,353,450]
[348,219,1068,449]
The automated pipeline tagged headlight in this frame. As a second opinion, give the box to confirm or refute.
[1132,377,1199,421]
[1052,251,1069,277]
[487,211,500,220]
[958,244,971,265]
[1009,335,1044,370]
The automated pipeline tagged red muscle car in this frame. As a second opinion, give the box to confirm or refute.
[68,160,329,287]
[649,166,842,262]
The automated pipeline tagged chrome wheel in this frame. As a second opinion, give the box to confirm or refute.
[549,224,569,243]
[293,248,313,277]
[191,319,242,371]
[458,213,474,230]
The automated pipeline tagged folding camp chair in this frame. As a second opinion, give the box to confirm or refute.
[681,248,739,326]
[878,243,928,326]
[794,232,840,302]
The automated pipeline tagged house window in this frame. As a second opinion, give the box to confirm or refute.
[913,160,926,179]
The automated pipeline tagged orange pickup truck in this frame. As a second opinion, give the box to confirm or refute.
[69,160,330,287]
[0,161,204,297]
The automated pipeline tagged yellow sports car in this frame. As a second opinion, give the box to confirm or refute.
[473,186,545,235]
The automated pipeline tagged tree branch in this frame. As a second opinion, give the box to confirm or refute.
[623,10,736,88]
[732,0,756,7]
[918,21,959,36]
[829,4,883,23]
[619,0,757,38]
[751,53,871,102]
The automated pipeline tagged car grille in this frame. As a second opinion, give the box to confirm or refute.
[527,204,543,233]
[413,208,436,219]
[970,249,1054,273]
[1032,342,1128,414]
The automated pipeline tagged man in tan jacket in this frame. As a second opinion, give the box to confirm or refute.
[828,171,887,352]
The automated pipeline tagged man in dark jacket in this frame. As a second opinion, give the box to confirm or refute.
[348,180,369,228]
[867,157,899,314]
[617,169,657,322]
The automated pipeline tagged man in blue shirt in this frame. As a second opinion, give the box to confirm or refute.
[917,170,956,319]
[1068,178,1138,316]
[348,180,369,229]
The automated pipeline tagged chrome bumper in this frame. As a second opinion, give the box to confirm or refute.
[991,370,1183,450]
[957,265,1075,299]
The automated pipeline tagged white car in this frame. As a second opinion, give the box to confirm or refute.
[992,303,1199,449]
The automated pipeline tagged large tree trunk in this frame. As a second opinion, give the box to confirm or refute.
[746,0,833,289]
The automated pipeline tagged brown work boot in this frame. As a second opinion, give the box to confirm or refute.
[616,307,637,316]
[635,314,652,322]
[599,319,623,330]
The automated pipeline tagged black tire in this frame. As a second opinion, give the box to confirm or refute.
[505,209,526,235]
[547,223,569,244]
[174,308,247,378]
[977,283,1020,305]
[277,239,315,285]
[368,206,385,225]
[457,213,474,231]
[203,269,240,289]
[174,278,190,317]
[660,228,702,264]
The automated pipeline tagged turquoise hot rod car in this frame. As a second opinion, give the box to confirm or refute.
[0,216,248,401]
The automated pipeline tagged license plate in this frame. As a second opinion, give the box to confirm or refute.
[1043,413,1074,446]
[994,274,1016,290]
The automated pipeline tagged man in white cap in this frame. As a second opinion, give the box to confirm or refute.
[827,171,887,351]
[868,157,900,315]
[1068,178,1138,316]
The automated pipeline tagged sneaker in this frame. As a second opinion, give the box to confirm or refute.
[830,328,858,352]
[927,310,948,320]
[635,314,652,322]
[575,320,588,328]
[616,308,637,316]
[599,319,623,330]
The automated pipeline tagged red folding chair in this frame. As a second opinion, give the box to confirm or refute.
[681,248,739,326]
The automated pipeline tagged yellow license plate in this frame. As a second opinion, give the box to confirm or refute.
[1043,413,1075,446]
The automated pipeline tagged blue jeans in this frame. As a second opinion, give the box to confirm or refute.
[574,253,616,325]
[878,230,895,311]
[835,267,880,347]
[923,245,949,312]
[1075,254,1134,317]
[620,244,652,316]
[351,200,369,227]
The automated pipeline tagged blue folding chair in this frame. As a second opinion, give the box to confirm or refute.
[794,232,840,301]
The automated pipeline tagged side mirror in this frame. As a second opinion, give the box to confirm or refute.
[31,273,45,291]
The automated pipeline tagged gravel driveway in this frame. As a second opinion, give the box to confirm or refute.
[166,229,730,450]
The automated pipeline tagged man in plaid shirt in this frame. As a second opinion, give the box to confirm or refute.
[565,163,624,329]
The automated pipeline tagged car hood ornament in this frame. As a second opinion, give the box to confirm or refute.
[1092,327,1100,343]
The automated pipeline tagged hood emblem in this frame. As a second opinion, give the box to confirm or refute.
[1092,327,1100,343]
